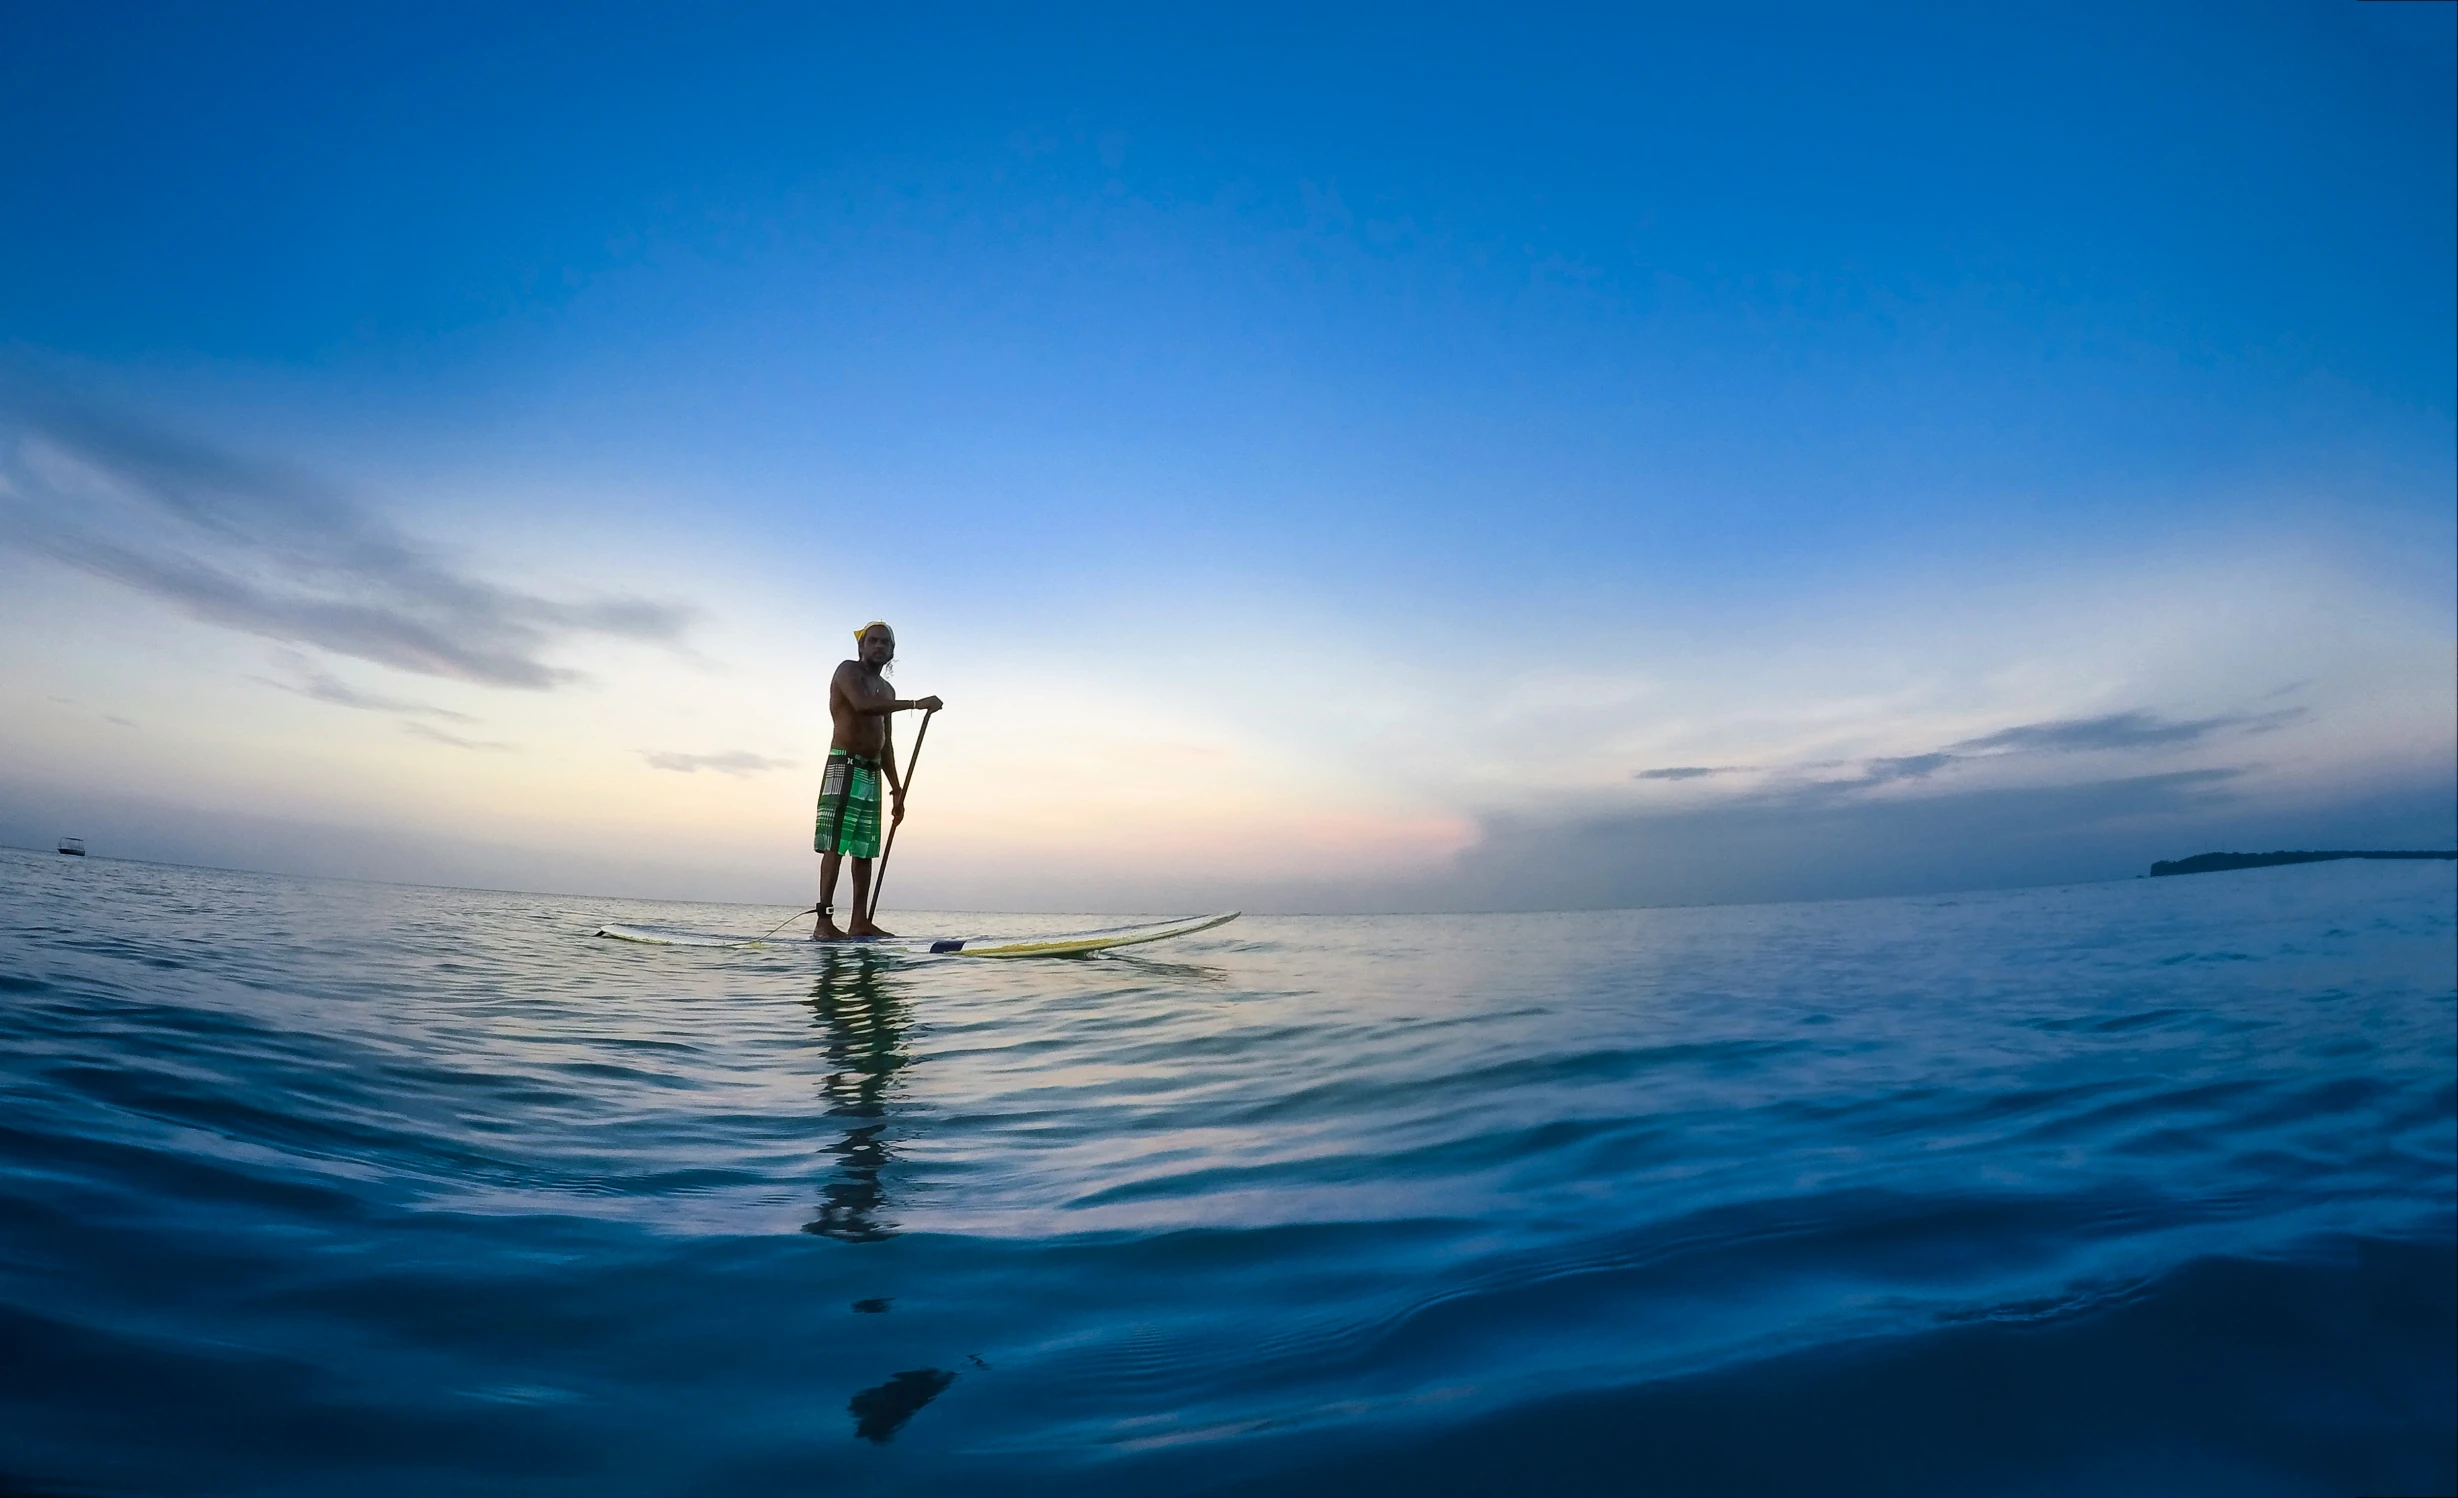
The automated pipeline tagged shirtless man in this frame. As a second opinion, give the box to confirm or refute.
[813,621,942,941]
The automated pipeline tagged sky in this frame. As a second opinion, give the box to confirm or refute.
[1,0,2452,912]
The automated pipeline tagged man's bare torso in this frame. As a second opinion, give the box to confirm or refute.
[830,659,895,757]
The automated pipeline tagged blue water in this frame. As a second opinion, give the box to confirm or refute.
[1,847,2450,1496]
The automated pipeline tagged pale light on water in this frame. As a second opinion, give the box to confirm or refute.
[0,848,2449,1494]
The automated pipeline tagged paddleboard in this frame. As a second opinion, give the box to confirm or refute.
[594,911,1239,958]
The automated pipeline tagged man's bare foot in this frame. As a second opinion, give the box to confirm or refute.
[812,916,848,941]
[848,922,896,940]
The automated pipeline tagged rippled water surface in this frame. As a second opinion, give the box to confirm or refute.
[2,848,2451,1495]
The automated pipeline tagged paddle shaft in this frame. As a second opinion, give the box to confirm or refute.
[864,706,936,924]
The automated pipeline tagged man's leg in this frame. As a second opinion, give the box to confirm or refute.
[847,857,877,937]
[813,852,847,940]
[848,859,897,938]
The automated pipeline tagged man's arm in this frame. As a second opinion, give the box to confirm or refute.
[845,689,942,717]
[829,661,865,716]
[884,722,909,822]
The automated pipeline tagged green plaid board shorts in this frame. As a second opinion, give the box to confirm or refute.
[814,751,884,859]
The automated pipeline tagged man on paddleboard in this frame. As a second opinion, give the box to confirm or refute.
[814,621,941,941]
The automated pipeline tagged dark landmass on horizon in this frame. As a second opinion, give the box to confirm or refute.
[2149,850,2458,878]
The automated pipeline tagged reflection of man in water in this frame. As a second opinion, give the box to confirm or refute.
[804,949,911,1242]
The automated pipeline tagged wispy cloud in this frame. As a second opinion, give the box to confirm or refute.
[643,749,796,776]
[0,390,695,689]
[401,721,515,752]
[1773,751,1962,801]
[1858,751,1954,783]
[1642,708,2306,801]
[252,653,479,722]
[1947,710,2299,755]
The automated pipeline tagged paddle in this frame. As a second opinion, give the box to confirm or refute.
[864,705,937,927]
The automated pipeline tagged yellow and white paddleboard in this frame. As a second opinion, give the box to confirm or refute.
[594,911,1239,958]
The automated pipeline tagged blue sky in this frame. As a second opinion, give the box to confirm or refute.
[2,1,2451,910]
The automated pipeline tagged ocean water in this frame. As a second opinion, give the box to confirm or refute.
[1,847,2450,1497]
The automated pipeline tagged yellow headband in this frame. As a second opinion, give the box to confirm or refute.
[854,620,892,645]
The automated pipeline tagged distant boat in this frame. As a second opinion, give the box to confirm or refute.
[57,837,85,856]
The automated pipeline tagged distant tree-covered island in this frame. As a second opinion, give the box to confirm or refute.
[2149,850,2458,878]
